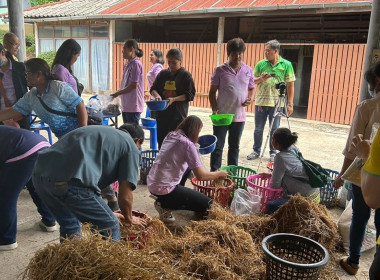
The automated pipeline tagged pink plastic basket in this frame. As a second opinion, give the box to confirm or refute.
[246,173,283,211]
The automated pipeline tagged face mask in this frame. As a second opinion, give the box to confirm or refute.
[368,84,375,98]
[0,58,5,67]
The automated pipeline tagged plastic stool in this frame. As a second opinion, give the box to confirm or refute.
[30,122,53,144]
[141,122,157,150]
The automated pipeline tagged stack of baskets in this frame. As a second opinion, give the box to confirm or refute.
[220,165,257,202]
[191,177,234,208]
[140,150,158,185]
[246,173,283,211]
[319,169,339,207]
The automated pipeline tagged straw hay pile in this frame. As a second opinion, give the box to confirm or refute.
[24,195,342,280]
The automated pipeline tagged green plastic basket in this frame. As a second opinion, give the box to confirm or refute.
[220,165,257,202]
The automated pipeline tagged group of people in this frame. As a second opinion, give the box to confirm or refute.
[1,32,379,280]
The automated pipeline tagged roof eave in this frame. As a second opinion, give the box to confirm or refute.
[20,2,373,23]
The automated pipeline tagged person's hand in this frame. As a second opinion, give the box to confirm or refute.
[217,170,228,179]
[261,73,272,81]
[351,134,371,159]
[167,97,175,107]
[332,175,344,189]
[286,105,294,116]
[3,119,20,128]
[242,97,253,107]
[154,95,162,101]
[131,216,147,227]
[113,211,125,225]
[111,92,119,98]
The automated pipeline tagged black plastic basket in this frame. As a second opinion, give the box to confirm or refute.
[140,150,158,185]
[262,233,329,280]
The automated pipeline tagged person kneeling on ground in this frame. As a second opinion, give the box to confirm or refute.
[147,115,228,222]
[265,128,320,213]
[33,124,147,241]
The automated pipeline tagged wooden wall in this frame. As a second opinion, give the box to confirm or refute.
[113,42,366,124]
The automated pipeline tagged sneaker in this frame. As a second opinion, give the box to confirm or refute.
[39,220,57,232]
[154,201,175,223]
[339,257,359,275]
[0,242,18,251]
[247,152,260,160]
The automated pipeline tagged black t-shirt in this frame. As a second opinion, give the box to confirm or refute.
[150,67,196,122]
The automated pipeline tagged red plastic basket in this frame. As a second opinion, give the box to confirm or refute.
[191,177,234,208]
[246,174,283,211]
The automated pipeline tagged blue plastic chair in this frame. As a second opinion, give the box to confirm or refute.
[141,109,157,150]
[29,115,53,144]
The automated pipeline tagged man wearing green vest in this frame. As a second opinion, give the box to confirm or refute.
[247,40,296,162]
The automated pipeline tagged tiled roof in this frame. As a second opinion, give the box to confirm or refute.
[20,0,372,19]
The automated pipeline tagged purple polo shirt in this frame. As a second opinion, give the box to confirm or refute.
[211,62,255,122]
[147,63,163,88]
[120,57,144,113]
[52,64,78,94]
[147,130,202,195]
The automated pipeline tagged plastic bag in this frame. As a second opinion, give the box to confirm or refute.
[98,95,121,115]
[338,199,376,253]
[86,96,102,111]
[341,157,366,186]
[230,187,261,216]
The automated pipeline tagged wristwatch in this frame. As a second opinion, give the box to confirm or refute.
[287,104,293,107]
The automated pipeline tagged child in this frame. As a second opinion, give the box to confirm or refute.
[147,115,227,222]
[266,128,320,213]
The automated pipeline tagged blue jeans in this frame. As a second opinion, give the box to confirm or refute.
[266,198,290,214]
[122,112,141,125]
[210,122,245,171]
[349,184,380,264]
[0,153,55,245]
[33,176,120,240]
[253,106,282,156]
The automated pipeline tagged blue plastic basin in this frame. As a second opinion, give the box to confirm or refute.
[198,135,217,155]
[141,118,156,128]
[146,100,169,111]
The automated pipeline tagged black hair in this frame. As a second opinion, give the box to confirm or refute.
[373,61,380,78]
[176,115,203,143]
[166,48,182,61]
[118,123,144,140]
[52,39,81,74]
[125,39,143,58]
[364,67,376,86]
[226,38,246,56]
[152,48,164,65]
[265,40,281,52]
[272,128,298,149]
[0,43,5,52]
[25,58,58,81]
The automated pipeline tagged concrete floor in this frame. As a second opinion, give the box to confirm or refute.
[0,106,375,280]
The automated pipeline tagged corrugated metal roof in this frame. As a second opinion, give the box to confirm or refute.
[20,0,372,19]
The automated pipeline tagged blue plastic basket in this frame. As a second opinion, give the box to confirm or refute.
[140,150,158,185]
[319,169,339,207]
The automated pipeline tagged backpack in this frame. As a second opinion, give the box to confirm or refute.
[290,151,331,188]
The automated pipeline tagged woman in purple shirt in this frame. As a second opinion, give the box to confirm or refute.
[51,39,82,95]
[111,39,144,125]
[147,115,227,223]
[147,49,164,89]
